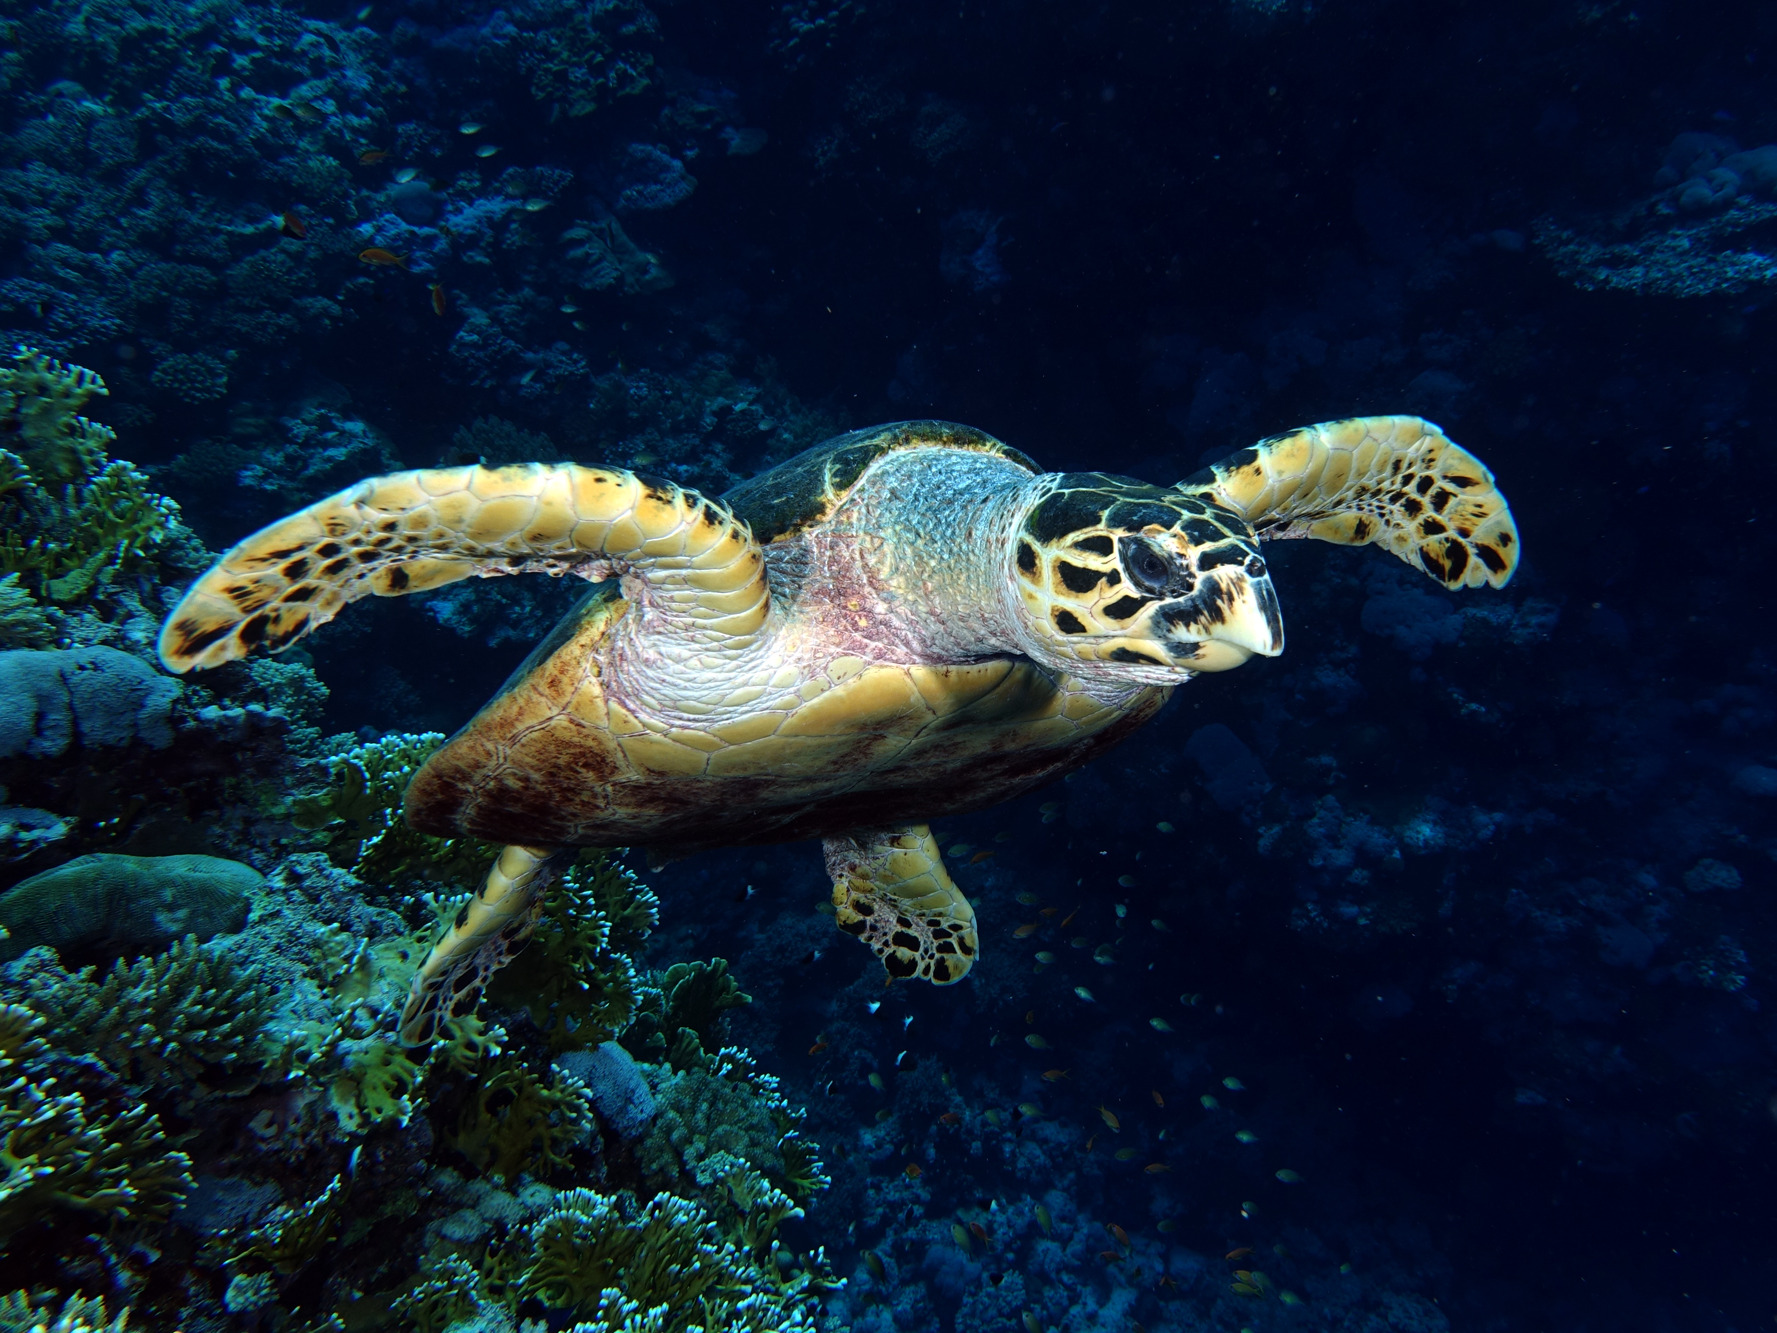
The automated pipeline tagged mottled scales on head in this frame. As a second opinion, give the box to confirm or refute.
[1014,472,1277,676]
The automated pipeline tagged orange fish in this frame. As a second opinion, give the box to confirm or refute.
[1151,1090,1165,1107]
[358,148,391,164]
[968,849,995,864]
[969,1222,989,1242]
[1099,1105,1121,1132]
[1024,1010,1035,1024]
[1097,1249,1119,1263]
[903,1163,922,1179]
[1060,907,1079,927]
[1039,906,1060,917]
[808,1037,828,1056]
[358,248,407,268]
[1157,1273,1178,1291]
[1086,1133,1097,1152]
[1225,1247,1254,1261]
[938,1111,961,1126]
[1108,1222,1131,1248]
[279,211,307,239]
[1013,922,1039,939]
[429,283,447,316]
[1042,1069,1070,1082]
[1144,1163,1171,1175]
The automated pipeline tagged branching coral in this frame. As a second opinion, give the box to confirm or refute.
[0,1002,194,1245]
[624,959,749,1070]
[0,575,55,650]
[292,732,499,889]
[230,1171,350,1275]
[0,1292,130,1333]
[0,349,183,605]
[448,1057,597,1182]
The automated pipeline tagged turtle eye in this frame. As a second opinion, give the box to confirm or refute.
[1118,537,1177,596]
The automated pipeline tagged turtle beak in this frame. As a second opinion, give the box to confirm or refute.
[1164,565,1285,672]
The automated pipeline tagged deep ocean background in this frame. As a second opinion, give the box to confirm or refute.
[3,0,1777,1329]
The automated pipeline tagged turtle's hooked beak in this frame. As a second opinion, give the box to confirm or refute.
[1160,560,1285,671]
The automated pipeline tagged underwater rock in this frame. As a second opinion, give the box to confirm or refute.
[0,805,74,864]
[0,852,257,964]
[557,1040,658,1138]
[0,646,181,759]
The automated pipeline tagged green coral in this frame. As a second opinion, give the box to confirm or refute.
[448,1057,597,1182]
[0,348,183,606]
[0,1292,129,1333]
[0,1002,194,1245]
[624,959,750,1070]
[6,936,280,1096]
[487,853,654,1052]
[638,1047,827,1252]
[0,574,55,649]
[231,1171,350,1275]
[390,1253,482,1333]
[292,732,499,888]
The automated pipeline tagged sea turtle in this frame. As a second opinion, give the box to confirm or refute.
[158,415,1517,1043]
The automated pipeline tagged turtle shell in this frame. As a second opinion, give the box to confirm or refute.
[400,421,1160,855]
[722,419,1039,544]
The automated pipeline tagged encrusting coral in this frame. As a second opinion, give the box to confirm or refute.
[0,852,257,964]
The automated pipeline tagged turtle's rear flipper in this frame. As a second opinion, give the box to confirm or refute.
[825,825,977,985]
[399,843,567,1047]
[1183,416,1518,590]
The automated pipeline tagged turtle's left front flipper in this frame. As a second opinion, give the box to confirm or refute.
[1183,416,1518,589]
[825,825,978,985]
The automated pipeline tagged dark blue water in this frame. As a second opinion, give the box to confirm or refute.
[2,1,1774,1329]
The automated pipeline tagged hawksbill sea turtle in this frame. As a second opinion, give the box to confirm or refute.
[158,416,1517,1044]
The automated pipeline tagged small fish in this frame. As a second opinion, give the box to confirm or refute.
[1340,1263,1353,1274]
[1151,1090,1165,1107]
[984,1108,1004,1127]
[1118,874,1137,887]
[970,1222,989,1242]
[1181,992,1203,1006]
[1034,951,1056,965]
[952,1222,970,1251]
[1107,1222,1131,1248]
[357,148,391,164]
[1060,907,1079,927]
[1115,903,1128,918]
[357,247,407,268]
[1038,906,1061,919]
[1034,1204,1052,1236]
[1241,1201,1257,1218]
[1042,1068,1070,1082]
[1097,1249,1119,1263]
[429,283,447,316]
[1069,936,1088,949]
[875,1108,893,1122]
[290,101,327,123]
[1114,1147,1140,1161]
[1156,820,1174,832]
[1024,1033,1048,1050]
[1093,943,1115,965]
[1222,1076,1246,1091]
[968,850,995,864]
[459,121,485,134]
[1200,1094,1219,1110]
[278,210,307,239]
[1039,801,1061,815]
[1017,1102,1042,1118]
[559,301,579,313]
[1225,1247,1254,1260]
[393,166,420,183]
[904,1163,922,1179]
[1013,922,1040,938]
[863,1250,886,1282]
[948,843,971,856]
[1143,1162,1170,1174]
[522,198,552,211]
[1156,1219,1176,1234]
[867,1000,881,1014]
[1025,1010,1035,1023]
[1151,918,1170,932]
[1279,1291,1305,1307]
[1098,1105,1121,1132]
[1275,1168,1302,1183]
[1234,1129,1259,1144]
[1016,891,1039,906]
[1231,1282,1262,1297]
[1074,986,1094,1002]
[475,144,499,157]
[1023,1314,1042,1333]
[903,1014,914,1031]
[938,1111,961,1126]
[1150,1018,1173,1033]
[868,1073,885,1091]
[1085,1134,1097,1152]
[808,1037,828,1056]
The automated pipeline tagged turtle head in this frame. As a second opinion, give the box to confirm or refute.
[1007,473,1283,682]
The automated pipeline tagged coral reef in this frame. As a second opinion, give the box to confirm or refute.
[0,852,257,964]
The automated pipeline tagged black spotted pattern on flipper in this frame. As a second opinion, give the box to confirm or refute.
[824,826,977,985]
[1181,415,1519,590]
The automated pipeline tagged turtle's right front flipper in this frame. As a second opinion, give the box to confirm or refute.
[157,463,768,673]
[825,825,978,985]
[399,842,568,1047]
